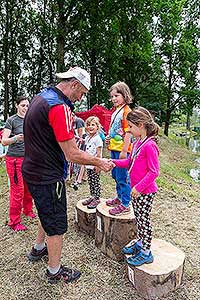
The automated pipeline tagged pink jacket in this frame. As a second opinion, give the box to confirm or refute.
[113,138,159,194]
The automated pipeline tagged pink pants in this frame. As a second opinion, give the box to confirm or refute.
[6,156,33,227]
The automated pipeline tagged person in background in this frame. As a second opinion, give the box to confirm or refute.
[82,116,103,209]
[1,96,36,232]
[0,128,7,163]
[112,106,160,266]
[73,113,85,138]
[70,113,87,188]
[105,81,132,216]
[22,67,113,284]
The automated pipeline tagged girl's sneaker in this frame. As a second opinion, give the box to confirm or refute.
[106,197,121,207]
[122,242,141,255]
[23,211,37,219]
[109,204,130,216]
[87,198,100,209]
[82,197,94,206]
[127,251,154,266]
[9,223,28,232]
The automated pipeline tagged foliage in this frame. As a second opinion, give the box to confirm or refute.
[0,0,199,133]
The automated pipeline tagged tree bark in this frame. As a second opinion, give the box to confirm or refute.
[164,108,171,136]
[56,0,65,72]
[95,201,137,261]
[3,0,10,121]
[126,239,185,299]
[186,110,191,130]
[75,199,98,236]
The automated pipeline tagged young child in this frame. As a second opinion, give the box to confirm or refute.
[105,81,132,215]
[112,106,160,266]
[82,116,103,209]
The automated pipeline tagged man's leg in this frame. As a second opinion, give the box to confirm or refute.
[35,221,46,244]
[46,234,63,268]
[27,221,48,261]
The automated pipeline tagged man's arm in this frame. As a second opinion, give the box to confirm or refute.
[59,138,113,172]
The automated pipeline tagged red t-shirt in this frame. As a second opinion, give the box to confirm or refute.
[48,104,74,142]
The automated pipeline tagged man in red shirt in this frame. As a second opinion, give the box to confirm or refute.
[23,67,113,284]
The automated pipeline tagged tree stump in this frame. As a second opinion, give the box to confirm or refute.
[75,199,101,236]
[126,239,185,299]
[95,201,137,261]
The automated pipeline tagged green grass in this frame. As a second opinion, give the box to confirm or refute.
[0,135,200,300]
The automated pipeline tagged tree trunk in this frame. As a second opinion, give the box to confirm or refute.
[164,108,171,136]
[56,0,65,72]
[186,110,190,130]
[126,239,185,299]
[3,0,10,121]
[89,48,97,108]
[75,199,99,236]
[95,201,137,261]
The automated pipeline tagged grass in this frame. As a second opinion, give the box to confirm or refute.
[0,135,200,300]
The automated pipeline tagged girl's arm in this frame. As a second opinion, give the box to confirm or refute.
[113,157,130,168]
[135,144,159,193]
[120,132,131,159]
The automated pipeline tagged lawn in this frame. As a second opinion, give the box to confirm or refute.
[0,136,199,300]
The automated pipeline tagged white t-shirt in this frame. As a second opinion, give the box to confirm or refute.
[85,134,103,169]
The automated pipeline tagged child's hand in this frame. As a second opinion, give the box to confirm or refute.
[105,135,111,146]
[99,158,114,172]
[131,187,140,198]
[94,166,101,174]
[119,150,127,159]
[108,159,116,170]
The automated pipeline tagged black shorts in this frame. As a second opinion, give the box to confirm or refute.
[28,181,67,236]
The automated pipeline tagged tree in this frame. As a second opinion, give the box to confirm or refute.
[0,0,33,119]
[153,0,200,135]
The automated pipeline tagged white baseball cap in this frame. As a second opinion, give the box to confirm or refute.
[56,67,91,90]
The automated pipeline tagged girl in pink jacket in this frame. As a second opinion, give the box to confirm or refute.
[112,106,160,266]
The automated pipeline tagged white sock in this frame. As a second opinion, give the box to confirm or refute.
[34,242,46,251]
[48,265,61,275]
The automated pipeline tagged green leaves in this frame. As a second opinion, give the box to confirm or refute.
[0,0,199,132]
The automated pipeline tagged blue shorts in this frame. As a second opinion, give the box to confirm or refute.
[28,181,67,236]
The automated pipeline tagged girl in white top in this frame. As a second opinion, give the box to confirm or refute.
[82,116,103,209]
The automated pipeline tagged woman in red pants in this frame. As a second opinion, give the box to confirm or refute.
[2,96,36,231]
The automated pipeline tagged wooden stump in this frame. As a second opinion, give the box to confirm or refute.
[75,199,101,236]
[126,239,185,299]
[95,201,137,261]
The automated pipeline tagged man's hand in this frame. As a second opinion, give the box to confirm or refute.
[98,158,115,172]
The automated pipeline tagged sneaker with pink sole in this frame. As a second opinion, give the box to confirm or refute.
[82,197,95,206]
[109,204,130,216]
[23,211,37,219]
[87,198,100,209]
[9,223,28,231]
[106,197,121,207]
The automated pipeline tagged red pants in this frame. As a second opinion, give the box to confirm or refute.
[6,156,33,226]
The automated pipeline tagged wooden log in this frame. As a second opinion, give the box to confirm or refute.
[95,201,137,261]
[75,198,102,236]
[126,239,185,299]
